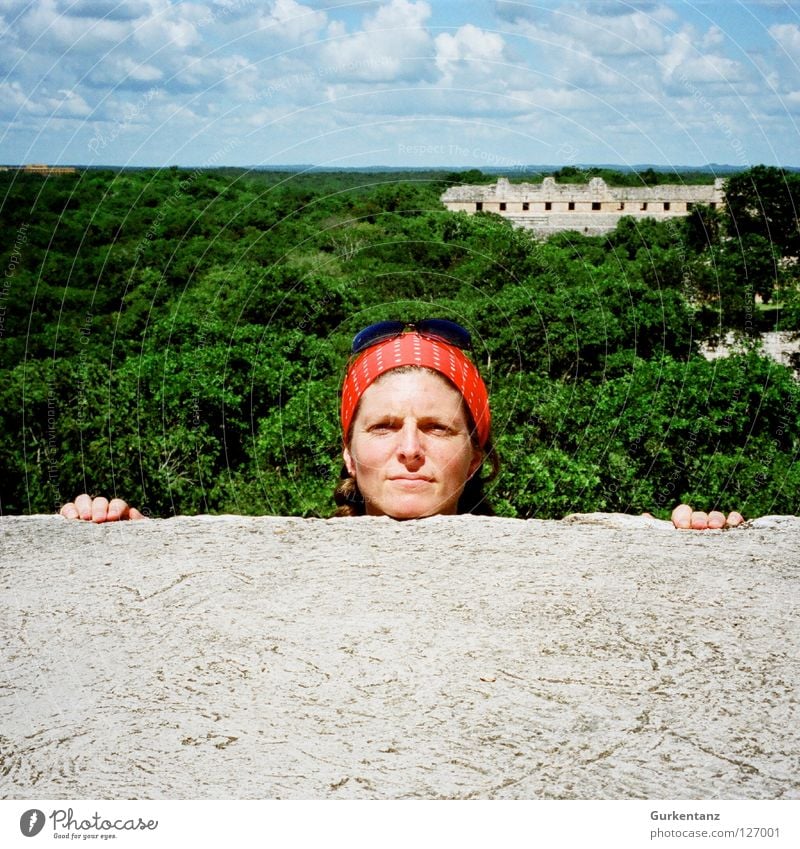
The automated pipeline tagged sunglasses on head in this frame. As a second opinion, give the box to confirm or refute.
[351,319,473,355]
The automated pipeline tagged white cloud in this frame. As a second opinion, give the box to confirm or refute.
[484,2,685,102]
[661,26,746,87]
[253,0,327,42]
[2,0,799,167]
[702,25,725,50]
[769,23,800,60]
[171,52,255,94]
[507,85,595,113]
[369,0,429,31]
[435,24,506,77]
[317,0,436,82]
[60,0,151,20]
[496,1,674,58]
[0,80,30,116]
[783,90,800,112]
[124,59,163,82]
[32,87,93,117]
[325,19,346,39]
[243,104,289,127]
[561,9,671,57]
[489,0,752,105]
[674,52,746,85]
[133,4,202,50]
[87,55,164,87]
[16,0,134,51]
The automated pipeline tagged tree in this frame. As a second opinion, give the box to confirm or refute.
[724,165,800,258]
[685,203,724,253]
[3,167,799,519]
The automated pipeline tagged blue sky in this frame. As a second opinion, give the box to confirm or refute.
[2,1,799,168]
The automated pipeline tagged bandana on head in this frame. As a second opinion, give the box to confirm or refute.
[340,332,491,448]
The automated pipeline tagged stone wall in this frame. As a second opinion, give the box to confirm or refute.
[441,176,725,236]
[2,513,798,800]
[701,331,800,369]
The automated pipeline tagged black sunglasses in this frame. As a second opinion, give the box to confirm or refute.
[351,319,473,355]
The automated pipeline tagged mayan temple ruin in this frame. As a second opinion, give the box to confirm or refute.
[441,176,725,236]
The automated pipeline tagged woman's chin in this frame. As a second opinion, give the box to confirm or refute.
[380,493,457,520]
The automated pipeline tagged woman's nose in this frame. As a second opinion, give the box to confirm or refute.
[396,423,423,461]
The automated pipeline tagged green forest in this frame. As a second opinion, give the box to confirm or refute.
[1,165,798,519]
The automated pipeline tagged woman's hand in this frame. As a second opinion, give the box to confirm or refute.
[59,494,146,522]
[671,503,744,530]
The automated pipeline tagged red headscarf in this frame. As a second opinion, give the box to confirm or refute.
[341,332,491,447]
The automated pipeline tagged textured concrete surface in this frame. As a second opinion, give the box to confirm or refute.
[1,513,798,800]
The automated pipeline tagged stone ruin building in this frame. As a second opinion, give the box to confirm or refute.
[0,163,79,175]
[440,176,725,236]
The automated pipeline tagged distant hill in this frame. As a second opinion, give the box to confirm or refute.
[21,162,799,175]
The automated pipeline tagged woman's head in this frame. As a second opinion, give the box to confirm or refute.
[341,324,490,449]
[336,323,496,518]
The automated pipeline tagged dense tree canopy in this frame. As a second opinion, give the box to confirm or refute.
[724,165,800,257]
[1,166,798,518]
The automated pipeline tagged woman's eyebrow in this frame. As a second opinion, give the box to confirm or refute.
[364,413,402,425]
[364,413,459,426]
[417,415,462,428]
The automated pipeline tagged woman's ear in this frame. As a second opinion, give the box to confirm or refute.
[343,446,356,478]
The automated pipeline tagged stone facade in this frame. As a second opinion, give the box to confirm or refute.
[441,176,725,236]
[0,163,79,175]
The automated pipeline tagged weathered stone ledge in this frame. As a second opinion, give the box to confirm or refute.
[1,514,798,799]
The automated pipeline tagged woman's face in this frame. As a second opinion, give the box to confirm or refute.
[343,369,483,519]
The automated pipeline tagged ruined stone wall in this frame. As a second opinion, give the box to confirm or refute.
[441,176,725,236]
